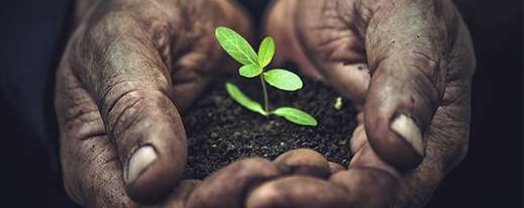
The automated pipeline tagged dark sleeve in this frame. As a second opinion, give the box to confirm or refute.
[236,0,272,25]
[0,0,78,207]
[428,0,523,207]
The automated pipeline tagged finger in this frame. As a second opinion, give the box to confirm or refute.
[272,148,331,179]
[348,105,470,207]
[363,0,450,169]
[328,162,345,174]
[391,27,475,205]
[186,158,280,208]
[349,143,398,178]
[156,180,201,208]
[350,123,367,154]
[389,91,472,207]
[347,121,451,207]
[343,122,400,207]
[329,168,399,208]
[70,4,186,201]
[55,51,137,208]
[246,176,350,208]
[57,42,199,208]
[345,3,475,205]
[347,113,398,175]
[336,130,400,207]
[295,0,370,102]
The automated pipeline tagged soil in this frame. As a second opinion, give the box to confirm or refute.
[181,65,358,179]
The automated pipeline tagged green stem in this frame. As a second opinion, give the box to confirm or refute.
[260,74,269,114]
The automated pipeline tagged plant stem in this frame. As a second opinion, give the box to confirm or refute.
[260,74,269,114]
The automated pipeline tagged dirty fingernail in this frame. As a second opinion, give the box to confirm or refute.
[126,145,158,184]
[390,114,424,157]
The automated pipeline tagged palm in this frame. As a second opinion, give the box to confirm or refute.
[263,0,475,207]
[55,0,263,207]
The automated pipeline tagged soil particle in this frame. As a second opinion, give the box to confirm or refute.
[181,66,358,179]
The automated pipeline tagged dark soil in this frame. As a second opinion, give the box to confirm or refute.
[181,66,358,179]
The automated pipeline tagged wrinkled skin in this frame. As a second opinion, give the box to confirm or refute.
[255,0,476,207]
[54,0,279,207]
[56,0,475,207]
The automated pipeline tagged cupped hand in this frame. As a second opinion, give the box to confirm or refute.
[262,0,476,207]
[55,0,255,206]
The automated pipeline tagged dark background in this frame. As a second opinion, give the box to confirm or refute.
[0,0,522,207]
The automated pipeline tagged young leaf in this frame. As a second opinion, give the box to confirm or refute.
[263,69,303,91]
[257,37,275,68]
[239,64,263,78]
[215,27,258,66]
[272,107,317,126]
[225,82,267,115]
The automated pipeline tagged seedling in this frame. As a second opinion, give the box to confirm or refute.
[215,26,317,126]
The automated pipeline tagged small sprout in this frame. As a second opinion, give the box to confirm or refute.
[225,82,267,116]
[263,69,303,91]
[215,27,258,66]
[257,37,275,68]
[215,26,317,126]
[239,64,262,78]
[334,97,343,110]
[272,107,317,126]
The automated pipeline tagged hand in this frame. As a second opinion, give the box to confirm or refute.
[55,0,255,206]
[262,0,476,207]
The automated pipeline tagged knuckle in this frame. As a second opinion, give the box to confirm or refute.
[238,157,278,172]
[186,158,280,208]
[330,169,398,207]
[221,157,281,183]
[328,162,345,174]
[107,89,146,136]
[273,149,331,179]
[406,51,444,97]
[246,176,349,208]
[102,85,166,137]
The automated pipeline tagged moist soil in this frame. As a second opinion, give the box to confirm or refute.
[181,66,358,179]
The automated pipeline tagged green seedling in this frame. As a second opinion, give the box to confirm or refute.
[215,26,317,126]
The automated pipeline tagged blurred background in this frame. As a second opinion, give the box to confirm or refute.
[0,0,521,207]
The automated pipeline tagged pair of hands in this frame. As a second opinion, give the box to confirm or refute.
[55,0,475,207]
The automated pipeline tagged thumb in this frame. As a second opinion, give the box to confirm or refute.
[71,10,186,202]
[363,0,447,169]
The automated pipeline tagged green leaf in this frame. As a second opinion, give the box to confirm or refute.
[239,64,263,78]
[263,69,303,91]
[215,27,258,66]
[257,37,275,68]
[225,82,267,115]
[272,107,317,126]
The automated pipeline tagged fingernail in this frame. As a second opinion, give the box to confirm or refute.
[126,145,158,184]
[390,114,425,157]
